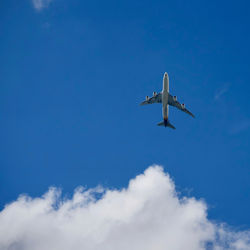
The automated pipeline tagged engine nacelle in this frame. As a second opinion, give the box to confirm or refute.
[181,103,185,109]
[153,91,157,97]
[146,96,149,100]
[173,96,177,101]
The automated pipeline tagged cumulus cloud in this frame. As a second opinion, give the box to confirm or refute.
[32,0,53,11]
[0,166,249,250]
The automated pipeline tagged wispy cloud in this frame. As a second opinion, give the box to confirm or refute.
[229,119,250,134]
[0,166,249,250]
[32,0,53,11]
[214,85,229,101]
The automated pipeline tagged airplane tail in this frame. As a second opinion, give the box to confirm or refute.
[157,120,176,129]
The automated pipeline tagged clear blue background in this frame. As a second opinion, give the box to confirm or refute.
[1,0,250,228]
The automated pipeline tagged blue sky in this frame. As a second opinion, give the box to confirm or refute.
[1,0,250,232]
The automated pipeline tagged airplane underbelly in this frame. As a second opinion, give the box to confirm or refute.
[162,91,168,119]
[162,73,169,120]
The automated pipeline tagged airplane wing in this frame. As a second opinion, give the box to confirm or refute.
[168,94,195,118]
[140,93,162,105]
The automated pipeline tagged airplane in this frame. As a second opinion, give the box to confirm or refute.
[140,72,195,129]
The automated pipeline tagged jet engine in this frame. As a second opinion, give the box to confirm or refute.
[146,96,149,100]
[173,96,177,101]
[153,91,157,97]
[181,103,185,108]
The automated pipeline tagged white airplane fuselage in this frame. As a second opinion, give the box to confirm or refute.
[162,73,169,125]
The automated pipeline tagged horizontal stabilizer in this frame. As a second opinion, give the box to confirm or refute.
[157,120,176,129]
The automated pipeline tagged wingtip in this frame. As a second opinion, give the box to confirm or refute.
[185,109,195,118]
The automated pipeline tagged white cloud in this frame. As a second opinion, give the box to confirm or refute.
[229,119,250,134]
[32,0,53,11]
[0,166,249,250]
[214,86,229,101]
